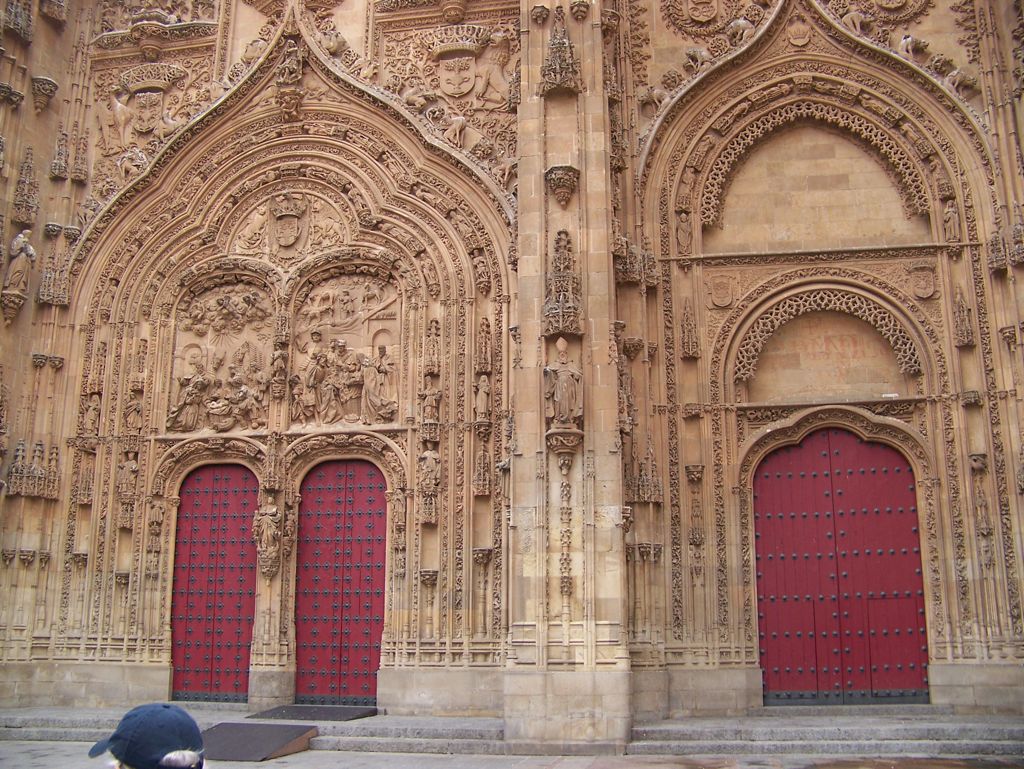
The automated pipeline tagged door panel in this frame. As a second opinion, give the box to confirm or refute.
[171,465,258,702]
[754,428,928,704]
[296,460,387,705]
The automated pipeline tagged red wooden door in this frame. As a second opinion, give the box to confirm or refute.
[296,460,387,705]
[754,428,928,704]
[171,465,258,702]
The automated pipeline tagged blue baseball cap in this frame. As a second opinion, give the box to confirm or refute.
[89,703,204,769]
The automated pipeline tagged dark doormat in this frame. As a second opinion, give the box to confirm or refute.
[248,704,378,721]
[202,722,317,761]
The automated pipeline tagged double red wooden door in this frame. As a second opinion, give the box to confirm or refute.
[171,465,258,701]
[754,428,928,704]
[295,460,387,705]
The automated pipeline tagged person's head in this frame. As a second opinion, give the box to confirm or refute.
[89,703,204,769]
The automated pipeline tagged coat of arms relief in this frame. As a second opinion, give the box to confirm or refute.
[376,14,520,187]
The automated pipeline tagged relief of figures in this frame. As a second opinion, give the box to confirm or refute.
[291,276,400,427]
[166,285,273,433]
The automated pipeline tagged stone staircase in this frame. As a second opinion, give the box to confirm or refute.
[628,705,1024,757]
[2,704,1023,757]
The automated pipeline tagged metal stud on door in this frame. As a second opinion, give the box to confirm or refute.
[296,460,387,705]
[754,429,928,704]
[171,465,258,702]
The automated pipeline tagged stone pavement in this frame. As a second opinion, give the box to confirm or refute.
[3,741,1024,769]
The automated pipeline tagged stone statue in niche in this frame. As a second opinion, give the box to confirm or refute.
[167,284,273,433]
[359,347,398,424]
[123,388,144,433]
[83,393,102,435]
[544,338,583,427]
[474,374,491,422]
[675,208,692,255]
[423,318,441,376]
[116,452,139,498]
[420,375,442,423]
[291,275,400,427]
[253,502,283,578]
[3,229,35,296]
[943,200,960,243]
[419,442,441,489]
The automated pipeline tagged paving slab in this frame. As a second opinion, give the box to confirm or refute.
[3,741,1024,769]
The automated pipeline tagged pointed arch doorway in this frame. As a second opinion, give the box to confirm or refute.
[295,460,387,705]
[171,464,259,702]
[754,428,929,704]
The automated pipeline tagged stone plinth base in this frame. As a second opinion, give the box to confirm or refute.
[248,668,295,711]
[503,669,631,751]
[929,662,1024,714]
[632,669,669,722]
[668,667,762,716]
[0,661,170,707]
[377,667,502,715]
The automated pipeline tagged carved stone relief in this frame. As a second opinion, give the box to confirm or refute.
[167,283,274,433]
[375,12,520,182]
[292,275,400,427]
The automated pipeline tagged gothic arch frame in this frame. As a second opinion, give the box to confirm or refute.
[150,436,267,499]
[726,279,927,389]
[736,405,946,662]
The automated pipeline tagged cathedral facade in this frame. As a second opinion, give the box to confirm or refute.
[0,0,1022,746]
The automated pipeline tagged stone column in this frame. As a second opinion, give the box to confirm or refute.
[505,0,630,748]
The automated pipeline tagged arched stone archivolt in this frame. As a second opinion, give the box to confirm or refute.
[284,431,408,497]
[736,405,946,648]
[711,270,947,405]
[696,95,931,228]
[150,436,267,498]
[731,286,924,384]
[641,25,998,267]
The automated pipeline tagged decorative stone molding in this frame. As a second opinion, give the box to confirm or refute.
[543,231,583,337]
[12,149,39,226]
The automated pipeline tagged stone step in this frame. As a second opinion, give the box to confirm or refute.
[313,716,504,741]
[625,739,1024,756]
[750,703,955,717]
[309,735,508,754]
[631,720,1024,743]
